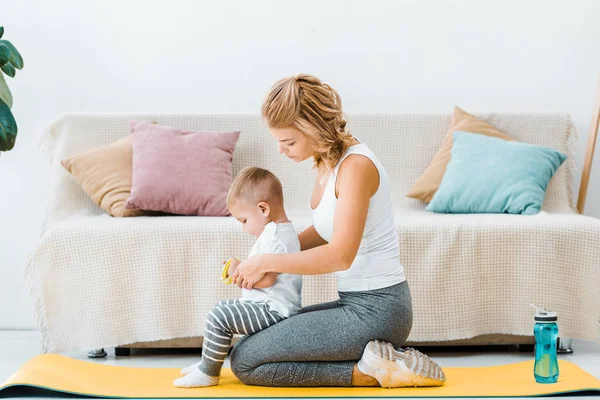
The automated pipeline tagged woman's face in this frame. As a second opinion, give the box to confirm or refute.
[269,126,313,162]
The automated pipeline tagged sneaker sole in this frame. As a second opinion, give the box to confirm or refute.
[358,339,446,388]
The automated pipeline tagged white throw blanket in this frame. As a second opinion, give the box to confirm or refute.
[26,113,600,353]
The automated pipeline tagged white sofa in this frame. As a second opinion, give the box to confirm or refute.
[26,112,600,354]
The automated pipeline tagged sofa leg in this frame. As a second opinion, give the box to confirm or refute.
[518,344,534,353]
[87,348,107,358]
[115,347,131,356]
[557,337,574,354]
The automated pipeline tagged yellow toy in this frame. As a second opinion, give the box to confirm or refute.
[221,257,240,284]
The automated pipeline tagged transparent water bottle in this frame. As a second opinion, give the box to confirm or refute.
[530,304,559,384]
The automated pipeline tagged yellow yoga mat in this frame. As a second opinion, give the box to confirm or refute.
[1,354,600,398]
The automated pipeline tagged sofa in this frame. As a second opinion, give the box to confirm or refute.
[26,112,600,354]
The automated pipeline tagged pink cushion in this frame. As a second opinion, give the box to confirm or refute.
[125,121,240,216]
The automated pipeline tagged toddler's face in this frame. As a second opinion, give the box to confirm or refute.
[229,200,269,239]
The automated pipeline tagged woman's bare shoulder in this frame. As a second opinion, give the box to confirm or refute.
[336,154,380,196]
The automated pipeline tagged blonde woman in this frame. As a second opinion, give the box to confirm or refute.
[230,75,445,388]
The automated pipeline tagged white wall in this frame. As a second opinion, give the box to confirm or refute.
[1,0,599,329]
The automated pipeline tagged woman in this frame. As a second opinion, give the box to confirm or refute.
[230,74,445,388]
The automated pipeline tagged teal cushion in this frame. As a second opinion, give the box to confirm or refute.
[426,131,567,215]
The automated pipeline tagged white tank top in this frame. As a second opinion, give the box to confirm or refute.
[311,139,406,292]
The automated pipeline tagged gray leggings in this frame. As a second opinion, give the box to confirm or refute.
[229,280,413,387]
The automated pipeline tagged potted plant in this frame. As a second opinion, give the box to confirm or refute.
[0,26,24,152]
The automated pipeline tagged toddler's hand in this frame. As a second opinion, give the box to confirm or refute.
[221,258,240,284]
[228,258,241,275]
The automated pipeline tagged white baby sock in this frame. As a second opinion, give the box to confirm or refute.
[180,361,201,375]
[174,368,219,388]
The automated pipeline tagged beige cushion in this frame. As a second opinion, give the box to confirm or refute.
[61,136,146,217]
[406,106,514,202]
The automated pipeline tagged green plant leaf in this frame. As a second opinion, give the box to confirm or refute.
[0,43,9,67]
[0,72,12,108]
[1,62,15,77]
[0,99,17,151]
[0,27,3,39]
[0,40,23,69]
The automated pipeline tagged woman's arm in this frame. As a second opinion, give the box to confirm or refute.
[298,225,328,251]
[228,258,277,288]
[233,155,379,286]
[252,272,278,288]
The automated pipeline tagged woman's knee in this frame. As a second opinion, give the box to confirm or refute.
[229,337,256,383]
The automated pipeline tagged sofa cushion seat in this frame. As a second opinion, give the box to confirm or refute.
[27,210,600,352]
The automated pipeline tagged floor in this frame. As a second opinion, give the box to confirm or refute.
[0,330,599,399]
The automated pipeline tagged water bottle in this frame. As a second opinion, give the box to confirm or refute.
[530,304,559,384]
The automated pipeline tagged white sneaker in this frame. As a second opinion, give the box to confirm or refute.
[357,339,446,388]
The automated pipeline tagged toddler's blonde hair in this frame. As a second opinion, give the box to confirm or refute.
[227,166,284,209]
[261,74,354,171]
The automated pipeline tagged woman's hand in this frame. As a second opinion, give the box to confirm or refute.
[231,254,266,290]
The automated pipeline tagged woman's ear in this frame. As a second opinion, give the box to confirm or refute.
[258,201,271,217]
